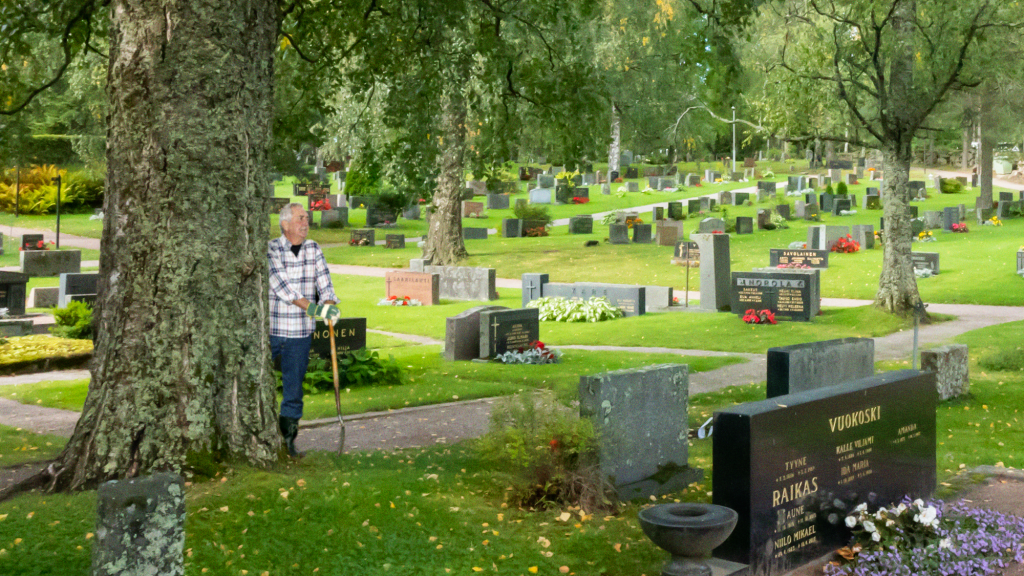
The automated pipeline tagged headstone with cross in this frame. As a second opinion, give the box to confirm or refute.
[479,308,540,358]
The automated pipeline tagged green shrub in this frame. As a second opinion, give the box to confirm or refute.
[978,347,1024,372]
[836,182,848,195]
[344,159,383,197]
[767,148,782,161]
[475,391,615,511]
[940,178,964,194]
[514,201,552,225]
[527,297,624,322]
[825,183,835,195]
[50,301,93,339]
[278,348,404,395]
[0,165,104,214]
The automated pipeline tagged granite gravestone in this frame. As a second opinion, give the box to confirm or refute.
[350,229,375,246]
[320,208,347,228]
[569,215,594,234]
[672,241,700,265]
[688,199,701,215]
[693,233,731,312]
[625,182,640,192]
[366,206,397,227]
[734,192,751,206]
[579,365,702,501]
[0,271,29,316]
[832,198,852,215]
[540,281,647,317]
[632,223,653,243]
[652,207,665,221]
[698,218,726,234]
[942,207,958,232]
[757,210,772,230]
[310,318,367,361]
[731,270,820,322]
[529,188,553,204]
[776,204,791,220]
[657,222,681,247]
[463,228,488,240]
[923,211,942,230]
[766,338,875,398]
[804,203,821,221]
[921,344,969,400]
[819,193,834,213]
[521,273,549,307]
[385,234,405,249]
[20,250,82,277]
[486,194,510,210]
[713,370,937,575]
[385,271,440,305]
[720,191,733,206]
[735,217,753,234]
[852,225,875,249]
[444,306,508,361]
[769,249,828,269]
[502,219,523,238]
[408,264,498,301]
[479,308,540,358]
[911,252,940,274]
[58,272,99,308]
[462,201,485,218]
[609,224,630,244]
[668,202,684,220]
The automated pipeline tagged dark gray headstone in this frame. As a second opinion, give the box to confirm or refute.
[652,206,664,221]
[93,473,186,576]
[609,224,630,244]
[0,271,29,316]
[851,224,874,249]
[486,194,510,210]
[693,233,731,312]
[350,229,375,247]
[776,204,791,220]
[20,250,82,277]
[366,206,397,227]
[541,282,646,317]
[521,273,549,307]
[420,265,497,301]
[601,183,611,195]
[479,308,540,358]
[819,193,834,213]
[569,215,594,234]
[922,210,942,230]
[734,192,751,206]
[502,218,523,238]
[731,269,820,322]
[767,338,874,397]
[804,203,821,221]
[735,216,753,234]
[832,198,852,215]
[579,365,702,501]
[384,234,405,249]
[21,234,45,251]
[444,306,509,361]
[769,249,828,268]
[463,227,488,240]
[864,195,881,210]
[667,202,684,220]
[59,272,100,308]
[713,370,937,575]
[698,218,725,234]
[310,318,367,360]
[632,223,653,243]
[687,199,701,214]
[911,252,939,274]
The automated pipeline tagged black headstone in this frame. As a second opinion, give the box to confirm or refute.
[21,234,45,251]
[632,223,653,243]
[521,273,549,307]
[463,228,488,240]
[713,370,936,575]
[569,215,594,234]
[668,202,684,220]
[350,229,375,246]
[731,270,820,321]
[479,308,540,358]
[0,271,29,316]
[309,318,367,361]
[385,234,406,249]
[735,217,753,234]
[911,252,939,274]
[444,306,508,361]
[502,219,523,238]
[768,249,828,268]
[766,338,874,398]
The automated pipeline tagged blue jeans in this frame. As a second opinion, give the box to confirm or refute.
[271,335,311,420]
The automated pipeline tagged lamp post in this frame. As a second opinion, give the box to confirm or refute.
[731,107,737,175]
[52,175,62,249]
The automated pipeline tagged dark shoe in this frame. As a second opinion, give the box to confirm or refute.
[278,415,305,458]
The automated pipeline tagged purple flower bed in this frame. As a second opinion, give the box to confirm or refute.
[826,498,1024,576]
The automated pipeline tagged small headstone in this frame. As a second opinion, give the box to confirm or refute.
[819,192,835,213]
[20,250,82,277]
[538,174,555,188]
[667,202,684,220]
[350,229,375,247]
[625,181,639,192]
[851,224,874,249]
[632,223,653,243]
[911,219,925,237]
[720,191,733,206]
[803,203,821,221]
[569,215,594,234]
[486,194,510,210]
[647,176,659,189]
[767,338,874,397]
[20,234,45,251]
[462,201,484,218]
[625,167,639,179]
[686,199,701,215]
[0,271,29,316]
[444,306,509,361]
[686,173,700,186]
[776,204,791,220]
[28,287,59,308]
[579,365,702,501]
[385,234,405,249]
[555,186,572,204]
[657,222,679,247]
[698,218,725,234]
[609,224,630,244]
[731,269,821,322]
[908,205,919,218]
[923,210,942,229]
[59,272,100,308]
[692,233,731,312]
[735,216,753,234]
[310,318,367,360]
[911,252,939,274]
[652,206,665,221]
[864,195,881,210]
[385,271,440,305]
[479,308,540,358]
[658,178,676,190]
[769,249,828,268]
[699,197,712,212]
[794,200,806,219]
[757,209,771,230]
[502,219,523,238]
[93,473,186,576]
[921,344,969,400]
[466,180,487,195]
[601,183,611,195]
[845,173,857,185]
[529,188,552,204]
[463,227,488,240]
[673,241,700,265]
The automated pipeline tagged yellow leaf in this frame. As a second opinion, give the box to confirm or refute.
[557,512,571,522]
[614,543,622,552]
[220,506,229,512]
[472,568,483,572]
[560,567,570,574]
[529,568,539,574]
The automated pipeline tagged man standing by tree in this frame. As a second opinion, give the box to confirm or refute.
[269,203,341,457]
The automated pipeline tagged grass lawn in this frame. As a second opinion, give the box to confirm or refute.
[0,213,104,240]
[0,424,66,467]
[0,348,743,420]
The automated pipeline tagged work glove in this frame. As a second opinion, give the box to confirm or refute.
[305,303,341,325]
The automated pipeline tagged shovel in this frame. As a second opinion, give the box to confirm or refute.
[328,321,347,452]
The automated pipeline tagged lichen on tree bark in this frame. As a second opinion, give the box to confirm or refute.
[37,0,281,492]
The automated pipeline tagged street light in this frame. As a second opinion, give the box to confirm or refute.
[731,106,737,175]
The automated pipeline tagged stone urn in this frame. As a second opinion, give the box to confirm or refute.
[638,503,738,576]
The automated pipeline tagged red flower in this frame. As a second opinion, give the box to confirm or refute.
[37,240,45,248]
[549,438,559,451]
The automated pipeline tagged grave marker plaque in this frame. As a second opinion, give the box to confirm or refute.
[385,234,406,249]
[479,308,540,358]
[713,370,937,575]
[731,270,819,321]
[350,229,375,247]
[911,252,939,274]
[673,241,700,265]
[769,249,828,269]
[385,271,440,305]
[310,318,367,361]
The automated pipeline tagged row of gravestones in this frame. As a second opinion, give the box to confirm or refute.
[10,234,82,278]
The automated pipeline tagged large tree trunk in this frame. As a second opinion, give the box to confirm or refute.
[38,0,280,491]
[608,102,620,175]
[978,89,994,208]
[422,91,469,265]
[875,144,921,314]
[875,0,921,316]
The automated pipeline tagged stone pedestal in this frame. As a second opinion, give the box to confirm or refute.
[920,344,969,400]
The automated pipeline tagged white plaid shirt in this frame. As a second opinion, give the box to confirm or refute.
[268,236,338,338]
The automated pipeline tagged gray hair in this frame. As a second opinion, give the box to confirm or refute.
[279,202,306,230]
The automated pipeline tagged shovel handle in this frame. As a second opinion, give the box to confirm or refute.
[328,322,342,415]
